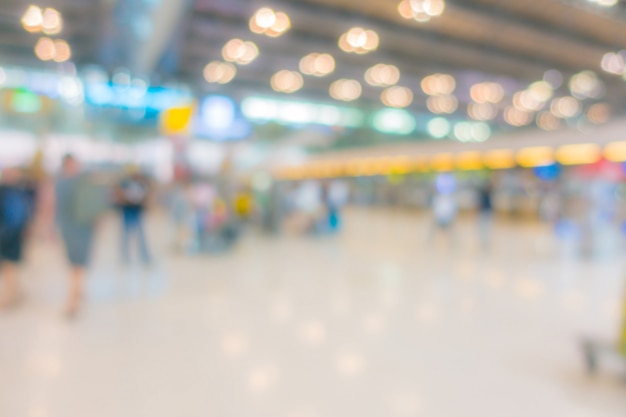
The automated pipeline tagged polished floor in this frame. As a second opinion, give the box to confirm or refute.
[1,209,625,417]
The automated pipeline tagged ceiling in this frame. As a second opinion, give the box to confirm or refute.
[1,0,626,139]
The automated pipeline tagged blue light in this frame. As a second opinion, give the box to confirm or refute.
[193,95,251,141]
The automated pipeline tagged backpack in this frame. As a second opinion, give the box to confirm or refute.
[1,189,31,231]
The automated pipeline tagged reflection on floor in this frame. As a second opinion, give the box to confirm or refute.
[1,209,625,417]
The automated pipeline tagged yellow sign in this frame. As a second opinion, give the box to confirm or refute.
[160,104,194,135]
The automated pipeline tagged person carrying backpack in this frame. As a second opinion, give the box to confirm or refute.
[0,167,35,308]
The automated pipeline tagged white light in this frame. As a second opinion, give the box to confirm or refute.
[471,122,491,142]
[42,8,62,35]
[601,52,625,75]
[426,95,458,114]
[550,96,581,118]
[569,70,604,99]
[398,0,446,22]
[421,73,456,96]
[22,5,43,32]
[222,39,259,65]
[250,8,291,37]
[427,117,451,138]
[300,53,335,77]
[271,70,304,93]
[339,28,379,54]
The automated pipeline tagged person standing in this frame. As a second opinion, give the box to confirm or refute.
[0,167,35,308]
[115,168,152,265]
[478,182,494,248]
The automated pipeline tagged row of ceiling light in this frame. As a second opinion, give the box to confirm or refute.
[21,5,71,63]
[202,4,613,135]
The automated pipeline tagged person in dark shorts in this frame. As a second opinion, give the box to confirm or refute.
[115,167,152,265]
[0,167,35,308]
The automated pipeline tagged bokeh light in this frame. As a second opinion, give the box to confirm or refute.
[339,27,379,54]
[300,53,335,77]
[365,64,400,87]
[222,39,259,65]
[203,61,237,84]
[329,79,362,102]
[381,86,413,108]
[421,73,456,96]
[398,0,446,22]
[271,70,304,93]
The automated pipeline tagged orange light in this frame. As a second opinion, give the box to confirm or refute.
[483,150,516,170]
[516,147,554,168]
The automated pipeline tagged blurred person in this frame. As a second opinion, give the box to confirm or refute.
[55,155,98,316]
[477,182,494,248]
[0,167,35,308]
[115,167,152,265]
[429,173,458,244]
[167,181,193,252]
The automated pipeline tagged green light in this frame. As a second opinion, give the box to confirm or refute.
[11,89,43,114]
[371,109,416,135]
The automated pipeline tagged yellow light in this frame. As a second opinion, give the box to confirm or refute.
[271,70,303,93]
[470,82,504,104]
[456,152,483,171]
[550,96,580,118]
[22,5,43,33]
[536,111,561,131]
[431,153,454,171]
[504,107,532,127]
[330,79,362,101]
[34,37,55,61]
[251,8,291,37]
[604,141,626,162]
[516,147,554,168]
[203,61,236,84]
[426,95,457,114]
[42,8,62,35]
[421,73,456,96]
[254,8,276,29]
[398,0,446,22]
[555,143,601,166]
[586,103,611,124]
[222,39,258,65]
[381,86,413,108]
[483,149,516,170]
[365,64,400,87]
[339,28,378,54]
[467,102,497,121]
[300,53,335,77]
[53,39,71,62]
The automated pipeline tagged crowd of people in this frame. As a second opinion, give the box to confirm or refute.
[0,155,153,317]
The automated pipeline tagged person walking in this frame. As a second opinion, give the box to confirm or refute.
[0,167,35,308]
[55,155,99,317]
[115,167,152,265]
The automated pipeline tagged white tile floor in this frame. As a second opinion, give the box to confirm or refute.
[1,209,625,417]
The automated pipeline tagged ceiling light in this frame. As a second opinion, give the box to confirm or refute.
[53,39,71,62]
[300,53,335,77]
[22,5,43,33]
[586,102,611,124]
[427,117,451,138]
[330,79,362,101]
[504,107,532,127]
[365,64,400,87]
[569,70,604,99]
[250,8,291,37]
[426,95,458,114]
[587,0,619,7]
[381,86,413,108]
[42,8,62,35]
[203,61,236,84]
[421,73,456,96]
[470,82,504,104]
[550,96,581,118]
[34,36,55,61]
[222,39,258,65]
[398,0,446,23]
[467,102,497,121]
[536,112,561,131]
[339,27,379,54]
[271,70,303,93]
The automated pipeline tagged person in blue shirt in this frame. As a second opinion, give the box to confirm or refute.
[0,167,35,309]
